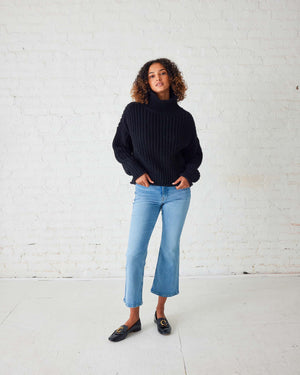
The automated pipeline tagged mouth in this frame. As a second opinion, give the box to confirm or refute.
[156,82,163,87]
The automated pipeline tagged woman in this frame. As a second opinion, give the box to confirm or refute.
[109,58,203,342]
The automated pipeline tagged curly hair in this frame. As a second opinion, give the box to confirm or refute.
[130,58,188,104]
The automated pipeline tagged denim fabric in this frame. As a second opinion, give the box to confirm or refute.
[123,184,191,308]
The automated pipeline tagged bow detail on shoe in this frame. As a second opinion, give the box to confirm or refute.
[154,311,172,335]
[116,325,125,334]
[160,319,168,327]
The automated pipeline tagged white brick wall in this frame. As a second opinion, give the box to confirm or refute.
[0,0,299,278]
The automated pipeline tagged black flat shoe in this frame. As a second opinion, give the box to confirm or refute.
[108,318,141,342]
[154,311,171,335]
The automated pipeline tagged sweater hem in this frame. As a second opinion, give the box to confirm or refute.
[130,180,187,187]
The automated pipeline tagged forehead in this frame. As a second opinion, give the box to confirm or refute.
[148,63,167,74]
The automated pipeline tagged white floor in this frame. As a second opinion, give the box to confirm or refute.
[0,274,299,375]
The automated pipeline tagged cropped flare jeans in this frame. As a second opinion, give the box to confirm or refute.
[123,184,191,308]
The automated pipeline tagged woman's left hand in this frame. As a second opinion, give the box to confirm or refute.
[172,176,190,189]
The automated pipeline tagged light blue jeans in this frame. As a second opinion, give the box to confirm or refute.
[123,184,191,307]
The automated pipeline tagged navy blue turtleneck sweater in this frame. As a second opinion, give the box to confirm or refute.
[112,89,203,187]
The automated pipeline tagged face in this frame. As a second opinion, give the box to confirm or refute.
[147,62,171,95]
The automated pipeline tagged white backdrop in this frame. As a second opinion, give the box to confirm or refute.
[0,0,299,277]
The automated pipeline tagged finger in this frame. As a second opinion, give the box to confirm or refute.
[147,175,154,183]
[172,178,180,184]
[177,181,186,189]
[141,177,148,187]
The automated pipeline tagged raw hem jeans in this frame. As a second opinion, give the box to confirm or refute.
[123,184,191,308]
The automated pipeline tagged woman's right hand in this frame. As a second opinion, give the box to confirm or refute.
[135,173,154,187]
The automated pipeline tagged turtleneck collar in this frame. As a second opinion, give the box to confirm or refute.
[147,89,179,112]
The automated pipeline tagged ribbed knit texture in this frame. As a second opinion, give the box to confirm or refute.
[112,89,203,187]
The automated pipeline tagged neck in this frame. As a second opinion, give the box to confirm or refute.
[156,90,170,100]
[147,89,178,112]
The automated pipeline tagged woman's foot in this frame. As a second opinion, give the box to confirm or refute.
[124,316,140,329]
[108,318,141,342]
[124,306,140,329]
[156,296,167,319]
[155,308,166,319]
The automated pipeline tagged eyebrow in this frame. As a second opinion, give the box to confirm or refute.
[148,69,166,75]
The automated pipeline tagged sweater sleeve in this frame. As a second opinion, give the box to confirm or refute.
[112,104,147,182]
[180,115,203,186]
